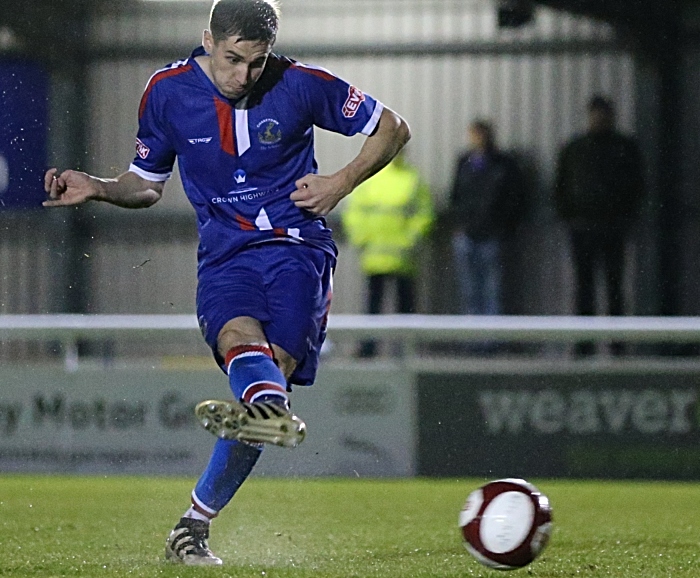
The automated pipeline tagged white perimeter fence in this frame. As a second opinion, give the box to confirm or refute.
[0,314,698,368]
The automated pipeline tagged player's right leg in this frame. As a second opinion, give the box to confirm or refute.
[196,398,306,447]
[196,319,306,447]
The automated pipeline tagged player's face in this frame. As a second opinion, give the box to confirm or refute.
[204,31,272,99]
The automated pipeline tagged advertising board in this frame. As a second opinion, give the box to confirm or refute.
[0,364,415,477]
[417,372,700,479]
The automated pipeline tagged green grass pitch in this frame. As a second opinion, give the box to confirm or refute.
[2,475,700,577]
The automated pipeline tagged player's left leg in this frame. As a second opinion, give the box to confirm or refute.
[165,438,260,566]
[167,320,302,565]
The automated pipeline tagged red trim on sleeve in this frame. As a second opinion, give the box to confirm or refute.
[214,98,236,156]
[138,64,193,119]
[290,63,336,82]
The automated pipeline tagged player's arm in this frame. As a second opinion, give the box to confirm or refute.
[291,106,411,216]
[337,106,411,192]
[43,168,164,209]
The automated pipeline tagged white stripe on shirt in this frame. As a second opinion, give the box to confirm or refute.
[128,163,171,182]
[235,108,251,155]
[361,101,384,136]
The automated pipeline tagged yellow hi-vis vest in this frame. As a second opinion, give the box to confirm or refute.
[342,161,434,276]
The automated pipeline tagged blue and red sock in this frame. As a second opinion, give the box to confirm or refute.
[225,344,289,407]
[185,344,290,521]
[186,438,262,521]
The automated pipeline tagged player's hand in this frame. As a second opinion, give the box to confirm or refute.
[290,174,349,216]
[43,168,101,208]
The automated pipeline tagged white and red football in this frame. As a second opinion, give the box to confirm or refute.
[459,478,553,571]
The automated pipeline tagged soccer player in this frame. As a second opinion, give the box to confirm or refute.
[43,0,410,566]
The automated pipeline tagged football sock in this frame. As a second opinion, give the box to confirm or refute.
[183,506,211,523]
[183,344,290,519]
[187,438,263,519]
[225,344,289,407]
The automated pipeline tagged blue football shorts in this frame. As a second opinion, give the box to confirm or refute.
[196,241,335,386]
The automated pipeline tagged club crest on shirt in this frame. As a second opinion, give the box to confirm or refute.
[342,86,365,118]
[135,138,150,160]
[256,119,282,146]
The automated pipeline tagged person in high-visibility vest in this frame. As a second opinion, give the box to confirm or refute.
[342,150,434,357]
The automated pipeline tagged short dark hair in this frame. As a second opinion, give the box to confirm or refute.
[209,0,280,44]
[588,95,614,114]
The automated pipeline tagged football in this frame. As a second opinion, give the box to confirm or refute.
[459,478,553,570]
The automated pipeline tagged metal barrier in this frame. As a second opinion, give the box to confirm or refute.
[0,313,698,341]
[0,314,698,369]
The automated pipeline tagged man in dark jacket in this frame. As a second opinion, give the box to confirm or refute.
[449,120,524,316]
[555,95,644,355]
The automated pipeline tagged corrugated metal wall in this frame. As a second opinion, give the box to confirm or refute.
[79,0,636,320]
[678,48,700,316]
[0,214,69,360]
[91,0,613,47]
[0,215,55,314]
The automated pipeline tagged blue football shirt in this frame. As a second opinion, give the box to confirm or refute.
[130,46,384,269]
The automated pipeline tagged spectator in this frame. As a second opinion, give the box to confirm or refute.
[448,120,525,317]
[554,95,645,355]
[342,150,434,357]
